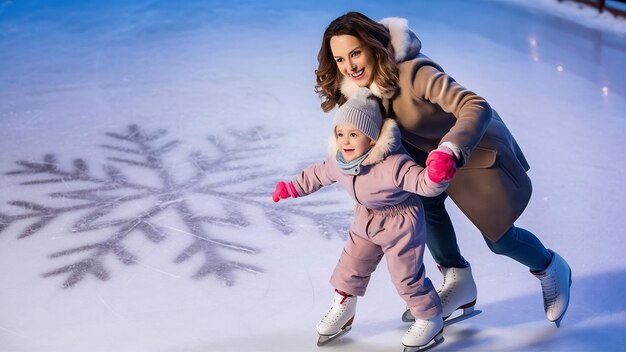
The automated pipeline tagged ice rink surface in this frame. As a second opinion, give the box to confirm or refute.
[1,0,625,351]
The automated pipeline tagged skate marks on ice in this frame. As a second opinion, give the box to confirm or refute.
[0,124,350,288]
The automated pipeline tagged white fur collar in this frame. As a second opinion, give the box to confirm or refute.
[340,78,384,99]
[379,17,422,63]
[328,118,402,167]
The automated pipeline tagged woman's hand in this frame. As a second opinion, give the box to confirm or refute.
[272,181,300,202]
[426,147,457,183]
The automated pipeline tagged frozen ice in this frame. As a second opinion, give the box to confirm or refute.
[1,0,625,351]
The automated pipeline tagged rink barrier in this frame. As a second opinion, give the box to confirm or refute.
[558,0,626,17]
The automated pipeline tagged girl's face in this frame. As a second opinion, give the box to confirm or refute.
[335,124,375,162]
[330,35,375,87]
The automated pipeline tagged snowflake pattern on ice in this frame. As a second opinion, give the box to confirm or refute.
[0,124,351,288]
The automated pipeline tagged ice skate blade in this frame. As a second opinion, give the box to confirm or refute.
[402,307,481,326]
[317,325,352,346]
[401,309,414,322]
[554,316,562,328]
[444,309,482,326]
[403,333,444,352]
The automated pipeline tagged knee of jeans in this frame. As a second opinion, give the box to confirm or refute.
[486,240,509,255]
[484,227,517,255]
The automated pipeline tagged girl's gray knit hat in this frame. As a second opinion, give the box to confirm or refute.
[333,87,382,141]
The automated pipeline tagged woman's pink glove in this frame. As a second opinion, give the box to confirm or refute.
[272,181,300,202]
[426,147,457,183]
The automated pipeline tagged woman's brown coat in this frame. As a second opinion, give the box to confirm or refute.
[341,17,532,241]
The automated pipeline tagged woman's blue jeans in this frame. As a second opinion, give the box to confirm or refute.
[420,193,552,272]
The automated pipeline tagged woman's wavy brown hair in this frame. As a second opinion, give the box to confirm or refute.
[315,12,399,112]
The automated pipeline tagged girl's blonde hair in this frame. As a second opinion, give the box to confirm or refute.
[315,12,399,112]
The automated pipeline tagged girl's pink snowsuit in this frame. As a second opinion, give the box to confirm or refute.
[292,120,447,319]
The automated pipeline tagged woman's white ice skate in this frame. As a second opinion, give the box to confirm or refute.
[316,289,357,346]
[402,264,480,325]
[402,313,444,352]
[532,250,572,327]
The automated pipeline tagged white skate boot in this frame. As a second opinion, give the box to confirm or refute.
[316,289,357,346]
[402,313,444,352]
[402,264,478,325]
[532,250,571,327]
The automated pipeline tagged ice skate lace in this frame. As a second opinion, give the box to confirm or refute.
[406,319,430,338]
[322,291,352,324]
[538,274,558,309]
[438,269,456,302]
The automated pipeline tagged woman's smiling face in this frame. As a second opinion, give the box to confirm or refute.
[330,34,375,87]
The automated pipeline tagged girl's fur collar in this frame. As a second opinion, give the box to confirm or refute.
[328,118,402,167]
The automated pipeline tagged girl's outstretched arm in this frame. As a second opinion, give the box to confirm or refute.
[393,154,449,197]
[272,157,339,202]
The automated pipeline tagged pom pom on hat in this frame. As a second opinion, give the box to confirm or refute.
[333,87,382,141]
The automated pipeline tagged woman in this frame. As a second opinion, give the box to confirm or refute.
[314,11,571,329]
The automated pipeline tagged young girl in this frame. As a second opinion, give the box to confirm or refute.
[271,88,456,351]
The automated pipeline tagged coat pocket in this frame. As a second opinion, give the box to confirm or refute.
[463,147,496,169]
[463,147,521,188]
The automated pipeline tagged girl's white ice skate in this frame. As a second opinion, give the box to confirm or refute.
[402,313,444,352]
[402,264,479,325]
[532,250,572,327]
[316,289,357,346]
